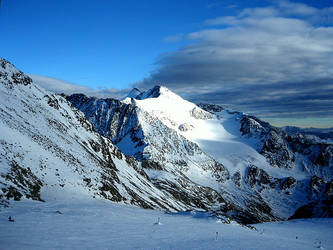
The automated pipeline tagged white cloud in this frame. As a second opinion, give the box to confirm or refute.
[30,74,130,99]
[278,1,318,16]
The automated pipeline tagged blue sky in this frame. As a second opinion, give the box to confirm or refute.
[1,0,242,88]
[1,0,333,127]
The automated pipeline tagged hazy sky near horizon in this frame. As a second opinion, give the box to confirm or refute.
[1,0,333,128]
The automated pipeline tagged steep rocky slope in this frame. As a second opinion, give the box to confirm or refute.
[198,104,333,219]
[67,86,333,222]
[0,58,197,211]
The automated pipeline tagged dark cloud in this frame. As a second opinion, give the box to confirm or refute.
[137,1,333,126]
[190,79,333,117]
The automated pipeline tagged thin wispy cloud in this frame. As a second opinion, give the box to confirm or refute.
[30,74,129,99]
[164,33,186,43]
[206,2,221,9]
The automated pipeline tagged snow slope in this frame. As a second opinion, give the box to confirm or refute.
[68,85,333,222]
[0,198,332,250]
[0,58,193,211]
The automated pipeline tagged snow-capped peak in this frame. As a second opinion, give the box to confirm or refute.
[122,85,213,132]
[135,85,179,100]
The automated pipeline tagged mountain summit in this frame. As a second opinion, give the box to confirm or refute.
[134,85,176,100]
[68,85,333,222]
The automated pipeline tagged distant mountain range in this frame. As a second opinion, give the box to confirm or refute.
[283,126,333,140]
[1,58,332,224]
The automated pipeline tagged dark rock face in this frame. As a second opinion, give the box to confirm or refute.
[135,85,162,99]
[0,161,43,204]
[66,94,147,160]
[245,166,260,188]
[154,179,225,211]
[141,160,164,170]
[67,94,132,140]
[240,116,269,137]
[280,177,296,190]
[44,95,60,109]
[0,59,32,87]
[289,197,333,219]
[240,116,295,169]
[314,145,333,167]
[232,171,241,187]
[245,166,276,189]
[11,72,32,86]
[310,176,325,194]
[245,166,296,192]
[325,180,333,195]
[260,132,295,169]
[197,103,224,114]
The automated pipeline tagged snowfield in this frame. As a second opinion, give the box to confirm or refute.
[0,198,332,250]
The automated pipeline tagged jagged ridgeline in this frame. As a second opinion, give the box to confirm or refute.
[1,58,332,224]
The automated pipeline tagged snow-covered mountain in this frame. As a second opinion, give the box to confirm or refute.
[0,58,291,223]
[0,58,200,212]
[1,58,332,224]
[67,86,333,222]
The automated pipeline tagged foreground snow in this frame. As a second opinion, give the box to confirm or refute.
[1,199,332,250]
